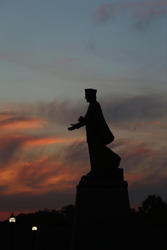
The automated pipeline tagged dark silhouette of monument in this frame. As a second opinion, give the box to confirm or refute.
[68,89,130,250]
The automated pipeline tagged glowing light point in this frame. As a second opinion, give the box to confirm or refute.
[9,214,16,223]
[32,226,38,231]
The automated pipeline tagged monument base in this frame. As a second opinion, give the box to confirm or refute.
[71,168,130,250]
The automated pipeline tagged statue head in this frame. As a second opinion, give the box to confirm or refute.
[85,89,97,103]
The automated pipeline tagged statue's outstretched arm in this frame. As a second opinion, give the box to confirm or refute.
[68,116,86,131]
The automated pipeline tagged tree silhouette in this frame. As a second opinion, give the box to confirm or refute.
[138,195,167,225]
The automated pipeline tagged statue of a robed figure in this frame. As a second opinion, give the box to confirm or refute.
[68,88,121,175]
[68,89,130,250]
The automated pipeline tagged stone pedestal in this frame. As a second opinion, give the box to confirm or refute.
[71,168,130,250]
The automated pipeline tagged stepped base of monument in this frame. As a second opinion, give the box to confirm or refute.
[71,168,130,250]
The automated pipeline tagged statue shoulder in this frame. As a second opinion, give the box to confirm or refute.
[88,102,103,118]
[94,101,102,112]
[91,101,101,108]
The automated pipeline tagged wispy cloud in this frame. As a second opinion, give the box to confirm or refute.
[10,93,167,127]
[102,94,167,125]
[0,140,86,196]
[94,0,167,27]
[0,106,85,197]
[0,134,77,165]
[0,115,48,130]
[0,92,166,214]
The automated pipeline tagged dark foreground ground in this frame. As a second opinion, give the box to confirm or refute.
[0,195,167,250]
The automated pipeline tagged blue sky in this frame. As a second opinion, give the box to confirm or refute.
[0,0,167,219]
[0,0,166,101]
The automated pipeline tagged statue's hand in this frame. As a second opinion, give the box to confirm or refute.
[68,124,76,131]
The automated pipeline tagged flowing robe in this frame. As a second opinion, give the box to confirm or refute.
[84,101,114,146]
[75,101,120,173]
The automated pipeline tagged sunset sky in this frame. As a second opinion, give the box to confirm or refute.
[0,0,167,220]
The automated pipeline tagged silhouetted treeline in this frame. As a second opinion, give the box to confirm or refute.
[0,195,167,249]
[0,205,75,250]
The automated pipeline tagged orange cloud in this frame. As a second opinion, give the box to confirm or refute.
[0,132,158,196]
[0,138,86,197]
[0,153,82,196]
[0,99,166,215]
[23,137,77,148]
[0,133,166,217]
[0,117,48,130]
[0,132,83,166]
[0,114,11,120]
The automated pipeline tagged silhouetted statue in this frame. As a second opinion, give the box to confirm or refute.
[68,89,121,175]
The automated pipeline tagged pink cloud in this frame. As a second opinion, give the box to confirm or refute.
[0,113,48,130]
[0,96,166,214]
[0,133,82,165]
[0,117,85,195]
[23,136,77,148]
[0,147,84,196]
[0,118,48,130]
[94,0,167,24]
